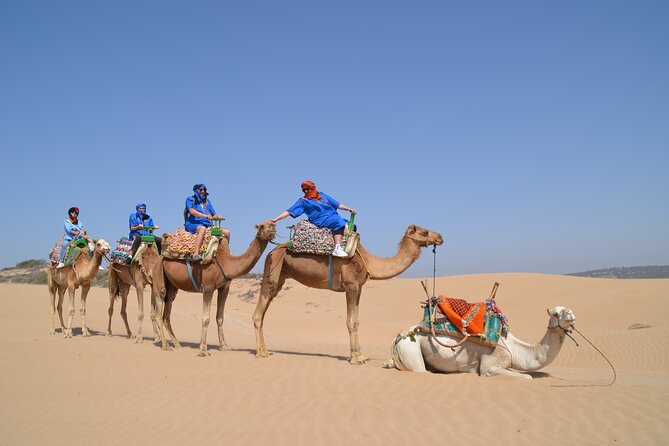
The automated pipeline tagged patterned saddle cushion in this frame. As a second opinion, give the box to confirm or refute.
[162,228,219,260]
[287,220,335,255]
[110,237,133,264]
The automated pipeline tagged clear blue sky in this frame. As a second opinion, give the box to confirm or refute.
[1,1,667,277]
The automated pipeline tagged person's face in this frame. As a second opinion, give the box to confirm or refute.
[70,210,79,218]
[198,187,207,197]
[138,207,146,213]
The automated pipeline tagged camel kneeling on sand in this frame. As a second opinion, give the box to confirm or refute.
[386,306,576,379]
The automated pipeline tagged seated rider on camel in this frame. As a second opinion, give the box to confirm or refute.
[185,183,228,262]
[129,203,162,255]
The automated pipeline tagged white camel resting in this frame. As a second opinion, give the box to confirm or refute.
[385,306,576,379]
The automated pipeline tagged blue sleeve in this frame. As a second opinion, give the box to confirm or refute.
[146,217,155,226]
[287,198,305,218]
[129,213,138,230]
[207,200,216,216]
[322,193,340,210]
[185,196,195,210]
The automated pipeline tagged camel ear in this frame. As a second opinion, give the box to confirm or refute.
[407,224,417,234]
[254,224,259,230]
[547,308,552,316]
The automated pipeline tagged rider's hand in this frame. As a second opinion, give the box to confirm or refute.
[206,214,213,221]
[350,209,357,215]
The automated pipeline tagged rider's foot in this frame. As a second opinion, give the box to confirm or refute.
[332,246,348,257]
[56,262,65,269]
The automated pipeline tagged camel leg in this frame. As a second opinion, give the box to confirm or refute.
[253,271,285,358]
[215,282,231,351]
[161,282,180,350]
[64,284,76,339]
[345,285,368,365]
[197,289,215,357]
[80,283,91,337]
[149,285,163,342]
[56,286,66,334]
[389,330,427,372]
[107,285,116,336]
[47,271,59,334]
[134,277,146,343]
[118,285,131,338]
[479,348,531,379]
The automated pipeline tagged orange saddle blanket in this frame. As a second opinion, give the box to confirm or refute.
[436,296,486,336]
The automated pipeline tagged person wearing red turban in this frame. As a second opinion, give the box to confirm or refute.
[271,180,356,257]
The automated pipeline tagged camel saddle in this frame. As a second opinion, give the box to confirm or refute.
[162,228,228,264]
[109,237,133,265]
[286,220,358,257]
[49,238,89,266]
[418,296,510,347]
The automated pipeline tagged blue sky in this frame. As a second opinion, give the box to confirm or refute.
[1,1,667,277]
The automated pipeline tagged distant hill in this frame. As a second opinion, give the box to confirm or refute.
[567,265,669,279]
[0,259,108,287]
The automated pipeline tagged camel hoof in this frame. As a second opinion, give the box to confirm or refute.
[349,354,369,365]
[197,350,211,357]
[134,337,144,344]
[105,331,112,337]
[82,329,91,337]
[255,350,272,358]
[161,344,172,351]
[63,330,73,339]
[49,329,56,335]
[219,344,231,352]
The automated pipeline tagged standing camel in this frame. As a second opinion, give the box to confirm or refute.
[253,224,443,364]
[156,221,276,356]
[47,238,111,338]
[386,306,576,378]
[106,241,162,343]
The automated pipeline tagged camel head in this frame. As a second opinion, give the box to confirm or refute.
[547,306,576,332]
[254,221,277,242]
[92,239,111,255]
[404,224,444,247]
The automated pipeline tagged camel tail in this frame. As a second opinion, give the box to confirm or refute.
[107,266,121,300]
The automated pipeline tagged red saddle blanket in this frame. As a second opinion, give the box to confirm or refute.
[436,296,486,336]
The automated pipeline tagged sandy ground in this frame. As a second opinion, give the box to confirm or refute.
[1,273,667,445]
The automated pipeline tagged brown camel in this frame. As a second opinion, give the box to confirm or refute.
[253,224,444,364]
[155,221,277,356]
[106,241,162,343]
[47,238,111,338]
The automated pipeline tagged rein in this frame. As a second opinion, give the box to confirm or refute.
[550,325,617,387]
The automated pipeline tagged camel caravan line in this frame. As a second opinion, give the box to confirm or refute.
[47,218,603,380]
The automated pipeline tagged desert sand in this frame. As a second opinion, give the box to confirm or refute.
[1,273,668,445]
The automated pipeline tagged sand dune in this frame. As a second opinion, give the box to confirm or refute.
[1,273,667,445]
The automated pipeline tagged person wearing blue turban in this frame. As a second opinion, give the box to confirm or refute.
[129,203,162,255]
[184,183,227,261]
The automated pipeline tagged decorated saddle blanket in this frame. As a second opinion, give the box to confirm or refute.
[162,228,228,263]
[49,238,89,265]
[286,220,335,255]
[49,239,63,264]
[419,296,510,347]
[109,237,133,265]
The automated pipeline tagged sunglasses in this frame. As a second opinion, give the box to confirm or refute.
[199,188,207,192]
[302,188,311,192]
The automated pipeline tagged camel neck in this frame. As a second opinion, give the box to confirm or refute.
[358,236,421,280]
